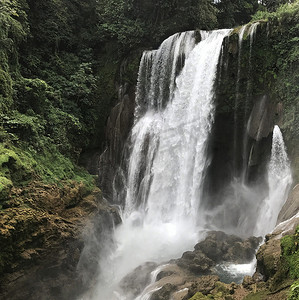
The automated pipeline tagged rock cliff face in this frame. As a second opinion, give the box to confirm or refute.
[0,182,119,300]
[278,184,299,224]
[203,22,295,209]
[98,53,142,200]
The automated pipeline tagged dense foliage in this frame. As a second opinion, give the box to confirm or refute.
[216,0,260,27]
[0,0,298,203]
[0,0,259,203]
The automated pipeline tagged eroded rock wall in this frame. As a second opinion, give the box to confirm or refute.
[0,183,119,300]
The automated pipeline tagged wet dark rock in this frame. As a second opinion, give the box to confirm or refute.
[251,271,264,283]
[194,231,260,266]
[242,275,255,288]
[256,215,299,282]
[247,95,276,142]
[177,250,214,275]
[120,262,157,298]
[277,184,299,224]
[175,231,262,278]
[98,62,138,200]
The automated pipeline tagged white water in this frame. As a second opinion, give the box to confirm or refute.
[86,29,231,300]
[216,258,257,284]
[135,31,195,120]
[254,125,292,235]
[135,264,170,300]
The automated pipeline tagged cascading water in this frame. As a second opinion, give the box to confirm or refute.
[85,29,232,300]
[204,124,292,238]
[81,27,293,300]
[242,23,259,179]
[135,31,195,120]
[254,125,292,236]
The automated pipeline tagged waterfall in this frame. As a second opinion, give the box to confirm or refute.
[86,29,231,300]
[254,125,292,236]
[80,27,293,300]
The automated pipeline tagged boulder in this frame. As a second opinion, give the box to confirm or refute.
[177,250,214,274]
[247,95,276,142]
[193,231,261,265]
[255,214,299,293]
[120,262,157,297]
[150,283,176,300]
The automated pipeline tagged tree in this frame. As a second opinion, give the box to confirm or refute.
[216,0,259,28]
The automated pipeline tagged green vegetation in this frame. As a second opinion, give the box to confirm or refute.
[217,0,260,28]
[0,0,298,298]
[288,281,299,300]
[189,292,210,300]
[281,226,299,280]
[243,290,269,300]
[0,0,298,205]
[0,0,261,201]
[265,226,299,293]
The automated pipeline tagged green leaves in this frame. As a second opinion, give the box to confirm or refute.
[288,281,299,300]
[216,0,259,28]
[0,0,28,43]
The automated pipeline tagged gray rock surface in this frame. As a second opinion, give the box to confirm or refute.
[277,183,299,224]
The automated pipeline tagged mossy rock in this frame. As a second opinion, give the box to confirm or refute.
[0,144,34,185]
[243,290,269,300]
[268,226,299,292]
[189,292,210,300]
[281,226,299,280]
[0,176,13,202]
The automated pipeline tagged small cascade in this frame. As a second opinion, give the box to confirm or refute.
[233,25,247,176]
[242,22,259,181]
[254,125,292,236]
[215,258,257,284]
[236,25,247,84]
[135,264,170,300]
